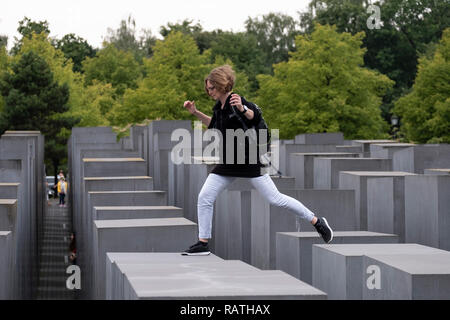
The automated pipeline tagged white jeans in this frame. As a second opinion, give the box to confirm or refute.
[197,173,315,239]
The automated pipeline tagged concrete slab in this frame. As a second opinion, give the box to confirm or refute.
[147,120,192,195]
[83,158,147,177]
[84,176,153,192]
[288,153,359,189]
[279,144,341,176]
[251,188,356,270]
[314,158,392,189]
[0,200,18,231]
[369,143,415,159]
[294,133,344,145]
[93,206,183,220]
[351,140,395,157]
[213,176,295,264]
[109,260,261,300]
[424,168,450,176]
[120,261,327,300]
[276,231,399,284]
[363,253,450,299]
[393,144,450,173]
[92,217,198,299]
[405,175,450,250]
[339,171,416,231]
[0,231,13,299]
[312,243,446,300]
[0,183,19,199]
[105,252,224,300]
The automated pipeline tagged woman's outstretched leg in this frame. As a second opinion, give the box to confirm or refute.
[250,174,333,243]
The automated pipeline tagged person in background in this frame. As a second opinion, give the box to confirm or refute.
[57,177,68,207]
[69,232,77,265]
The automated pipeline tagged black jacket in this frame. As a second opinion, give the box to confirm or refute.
[207,93,264,177]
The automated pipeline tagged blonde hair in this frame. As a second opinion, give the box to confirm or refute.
[205,65,235,95]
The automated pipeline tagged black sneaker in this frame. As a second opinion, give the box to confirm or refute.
[314,217,333,243]
[181,241,211,256]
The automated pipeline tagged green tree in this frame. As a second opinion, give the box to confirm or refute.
[106,15,157,61]
[54,33,96,73]
[0,51,79,176]
[17,33,116,132]
[0,36,7,48]
[0,45,8,113]
[245,12,301,70]
[304,0,450,121]
[109,32,250,127]
[83,43,142,95]
[207,31,270,92]
[394,28,450,143]
[11,17,51,55]
[256,24,393,139]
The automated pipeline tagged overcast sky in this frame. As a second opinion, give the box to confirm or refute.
[1,0,311,50]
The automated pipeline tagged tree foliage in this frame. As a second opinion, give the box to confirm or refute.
[54,33,96,73]
[0,51,79,174]
[245,12,301,70]
[256,24,393,139]
[11,17,51,55]
[109,32,250,127]
[394,28,450,143]
[106,15,157,61]
[83,43,142,96]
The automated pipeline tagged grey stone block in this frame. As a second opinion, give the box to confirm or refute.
[339,171,416,231]
[405,175,450,250]
[393,144,450,174]
[83,158,147,177]
[294,133,344,145]
[276,231,399,285]
[0,132,45,299]
[105,252,224,299]
[0,199,17,232]
[288,153,359,189]
[0,183,19,199]
[92,217,198,299]
[424,168,450,175]
[0,231,13,299]
[279,144,340,176]
[369,143,415,159]
[314,158,392,189]
[335,145,363,154]
[362,252,450,299]
[108,253,326,300]
[312,243,445,300]
[0,160,21,182]
[123,271,327,300]
[81,190,168,298]
[366,175,415,242]
[110,260,259,300]
[351,140,394,157]
[93,206,183,220]
[213,176,295,264]
[147,120,192,194]
[251,188,356,270]
[84,176,153,192]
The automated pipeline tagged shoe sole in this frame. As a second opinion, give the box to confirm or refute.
[321,217,333,243]
[181,251,211,256]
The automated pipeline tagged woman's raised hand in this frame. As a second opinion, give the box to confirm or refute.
[183,100,197,115]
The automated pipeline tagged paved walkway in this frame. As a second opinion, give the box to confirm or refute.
[36,198,76,300]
